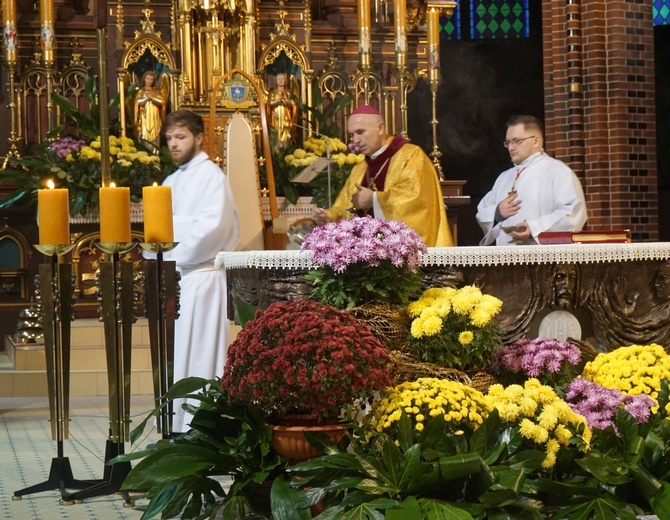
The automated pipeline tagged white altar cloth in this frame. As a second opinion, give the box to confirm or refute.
[215,243,670,271]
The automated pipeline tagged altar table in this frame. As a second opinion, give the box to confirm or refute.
[216,243,670,352]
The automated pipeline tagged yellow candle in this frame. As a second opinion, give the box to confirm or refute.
[357,0,371,53]
[394,0,407,54]
[427,7,440,81]
[99,186,131,243]
[2,0,17,62]
[38,182,69,245]
[40,0,54,61]
[142,184,174,243]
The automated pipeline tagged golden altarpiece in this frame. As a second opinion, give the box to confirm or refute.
[0,0,462,342]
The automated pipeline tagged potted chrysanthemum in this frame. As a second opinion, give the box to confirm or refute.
[221,299,396,460]
[406,285,503,372]
[300,216,427,310]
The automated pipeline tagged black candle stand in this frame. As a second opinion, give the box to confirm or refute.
[60,241,137,505]
[141,242,180,438]
[13,244,95,502]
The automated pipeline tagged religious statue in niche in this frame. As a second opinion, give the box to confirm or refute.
[134,70,169,151]
[406,0,427,31]
[266,71,298,147]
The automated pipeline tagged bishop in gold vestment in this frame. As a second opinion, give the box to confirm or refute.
[314,106,453,247]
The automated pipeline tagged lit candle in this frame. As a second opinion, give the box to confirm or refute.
[40,0,54,63]
[99,185,131,243]
[394,0,407,56]
[142,184,174,243]
[38,180,69,245]
[426,7,440,81]
[2,0,17,63]
[357,0,371,55]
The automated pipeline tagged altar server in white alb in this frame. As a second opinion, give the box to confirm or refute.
[476,115,588,246]
[151,109,240,433]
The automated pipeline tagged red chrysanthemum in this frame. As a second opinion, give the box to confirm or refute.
[221,299,396,420]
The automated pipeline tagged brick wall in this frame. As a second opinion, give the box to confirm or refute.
[543,0,658,241]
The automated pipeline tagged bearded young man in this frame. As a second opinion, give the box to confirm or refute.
[146,109,240,433]
[313,105,453,247]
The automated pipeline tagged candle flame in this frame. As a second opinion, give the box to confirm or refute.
[110,182,116,188]
[47,179,55,189]
[153,182,158,187]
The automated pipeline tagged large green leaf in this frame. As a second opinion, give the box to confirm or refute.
[386,496,423,520]
[270,477,312,520]
[650,480,670,519]
[576,451,633,486]
[336,498,398,520]
[139,480,186,519]
[418,498,474,519]
[551,496,639,520]
[121,445,226,489]
[396,412,414,452]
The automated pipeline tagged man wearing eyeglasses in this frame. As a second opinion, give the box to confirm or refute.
[476,115,587,246]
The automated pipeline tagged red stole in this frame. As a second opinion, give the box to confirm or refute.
[361,134,408,191]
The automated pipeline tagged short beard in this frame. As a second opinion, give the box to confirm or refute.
[176,143,198,166]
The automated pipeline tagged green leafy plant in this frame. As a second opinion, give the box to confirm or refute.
[301,216,427,309]
[271,411,549,519]
[112,377,284,520]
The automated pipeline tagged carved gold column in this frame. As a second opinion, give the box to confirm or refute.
[2,0,21,166]
[241,4,256,75]
[394,0,407,137]
[426,0,456,179]
[179,0,195,101]
[40,0,55,137]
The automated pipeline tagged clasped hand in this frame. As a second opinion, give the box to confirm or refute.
[351,183,373,212]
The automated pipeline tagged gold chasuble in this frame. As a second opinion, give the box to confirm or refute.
[326,137,454,247]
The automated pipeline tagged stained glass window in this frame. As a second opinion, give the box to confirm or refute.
[470,0,529,39]
[653,0,670,26]
[440,4,461,40]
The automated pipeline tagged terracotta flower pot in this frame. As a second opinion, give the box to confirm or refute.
[270,423,346,462]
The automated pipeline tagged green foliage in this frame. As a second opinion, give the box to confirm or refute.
[305,262,423,310]
[112,377,283,519]
[270,411,547,519]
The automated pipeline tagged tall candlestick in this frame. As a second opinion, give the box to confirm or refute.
[99,186,131,243]
[2,0,17,63]
[142,184,174,243]
[427,7,440,82]
[394,0,407,61]
[40,0,54,63]
[38,181,69,245]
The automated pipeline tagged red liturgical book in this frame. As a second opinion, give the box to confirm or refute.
[537,230,632,245]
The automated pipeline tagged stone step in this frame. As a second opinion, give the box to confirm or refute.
[1,317,156,398]
[0,368,154,397]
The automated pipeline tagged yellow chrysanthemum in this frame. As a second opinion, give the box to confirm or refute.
[459,331,474,345]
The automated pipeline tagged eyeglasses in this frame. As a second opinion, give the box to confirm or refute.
[503,136,536,148]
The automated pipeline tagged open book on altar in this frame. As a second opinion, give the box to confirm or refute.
[291,157,331,184]
[537,229,632,245]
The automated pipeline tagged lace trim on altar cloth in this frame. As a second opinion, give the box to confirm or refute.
[216,250,316,270]
[216,243,670,270]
